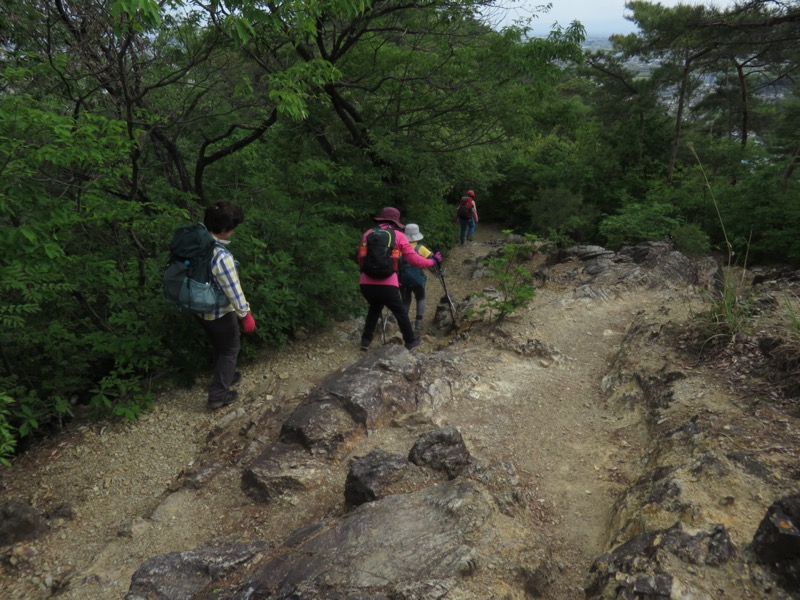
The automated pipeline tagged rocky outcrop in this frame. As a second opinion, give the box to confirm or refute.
[128,477,551,599]
[549,241,720,296]
[125,542,268,600]
[126,339,559,599]
[752,493,800,592]
[240,344,459,505]
[344,449,427,508]
[587,523,735,599]
[588,306,800,599]
[220,479,540,598]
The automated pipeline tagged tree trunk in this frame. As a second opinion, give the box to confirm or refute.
[667,59,690,183]
[781,144,799,192]
[735,62,749,147]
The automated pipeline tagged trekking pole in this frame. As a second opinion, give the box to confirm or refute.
[437,267,458,326]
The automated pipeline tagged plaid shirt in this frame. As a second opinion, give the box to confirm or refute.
[199,243,250,321]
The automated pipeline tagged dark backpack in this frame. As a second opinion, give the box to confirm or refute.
[457,201,472,220]
[358,226,400,279]
[163,223,230,313]
[399,247,427,288]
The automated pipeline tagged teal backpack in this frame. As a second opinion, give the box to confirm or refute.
[163,223,229,313]
[398,246,427,288]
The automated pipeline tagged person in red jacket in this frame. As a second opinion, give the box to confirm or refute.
[456,190,479,244]
[358,207,442,352]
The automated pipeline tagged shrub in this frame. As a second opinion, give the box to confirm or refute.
[475,231,538,323]
[599,201,682,249]
[671,222,711,257]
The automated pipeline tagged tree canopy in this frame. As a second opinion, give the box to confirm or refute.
[1,0,799,462]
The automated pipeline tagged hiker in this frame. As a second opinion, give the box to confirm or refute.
[399,223,434,331]
[456,190,479,244]
[358,207,442,352]
[197,201,256,410]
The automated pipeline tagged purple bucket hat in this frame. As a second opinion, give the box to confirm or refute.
[373,207,405,229]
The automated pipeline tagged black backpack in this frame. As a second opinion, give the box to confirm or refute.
[358,226,400,279]
[457,200,472,220]
[163,223,229,313]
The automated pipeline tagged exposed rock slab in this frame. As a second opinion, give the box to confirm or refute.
[209,478,548,599]
[125,542,267,600]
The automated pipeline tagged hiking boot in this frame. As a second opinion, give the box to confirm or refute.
[415,318,424,330]
[208,390,238,410]
[360,338,371,352]
[230,372,242,389]
[405,336,423,352]
[467,236,473,241]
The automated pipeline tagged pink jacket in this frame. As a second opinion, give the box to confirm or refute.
[359,224,437,286]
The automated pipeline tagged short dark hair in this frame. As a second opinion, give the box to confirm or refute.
[204,201,244,234]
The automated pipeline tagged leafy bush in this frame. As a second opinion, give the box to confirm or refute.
[475,231,538,323]
[599,201,682,249]
[0,395,17,467]
[671,223,710,256]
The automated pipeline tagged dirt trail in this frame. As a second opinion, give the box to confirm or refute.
[0,223,682,599]
[430,228,673,597]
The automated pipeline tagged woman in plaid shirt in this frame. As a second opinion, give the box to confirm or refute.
[197,202,256,410]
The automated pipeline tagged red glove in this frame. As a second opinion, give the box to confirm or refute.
[241,311,256,334]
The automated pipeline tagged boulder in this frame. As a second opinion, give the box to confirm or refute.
[751,493,800,592]
[279,398,364,458]
[320,344,421,428]
[408,427,472,479]
[241,442,324,504]
[587,523,734,599]
[125,542,267,600]
[344,449,429,508]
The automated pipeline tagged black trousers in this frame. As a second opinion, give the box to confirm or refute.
[196,311,240,403]
[360,284,415,344]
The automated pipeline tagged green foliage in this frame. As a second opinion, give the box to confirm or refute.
[782,294,800,342]
[475,231,538,323]
[671,223,710,257]
[693,270,753,353]
[0,395,18,467]
[0,90,173,455]
[599,200,682,249]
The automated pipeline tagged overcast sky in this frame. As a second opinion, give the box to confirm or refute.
[493,0,733,37]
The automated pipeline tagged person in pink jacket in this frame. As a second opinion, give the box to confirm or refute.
[359,207,442,352]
